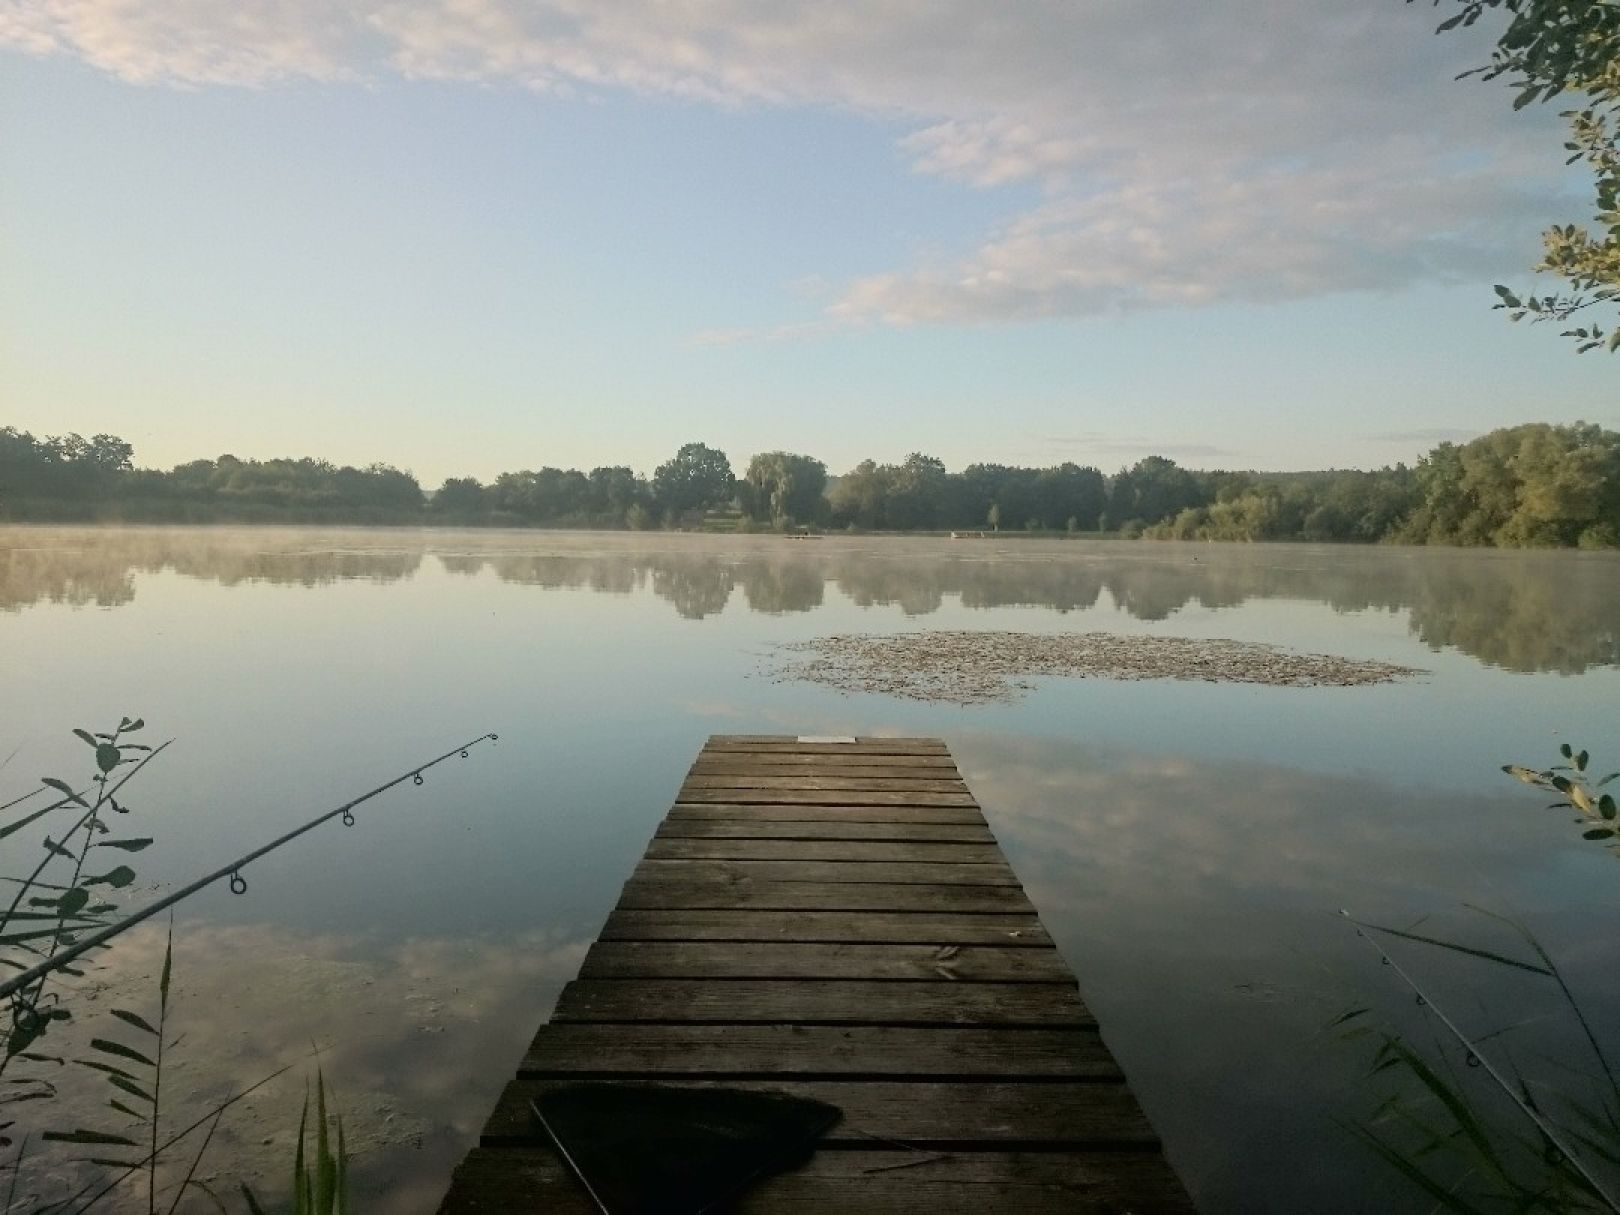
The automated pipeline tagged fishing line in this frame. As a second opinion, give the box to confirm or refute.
[1,732,498,1009]
[1342,909,1620,1212]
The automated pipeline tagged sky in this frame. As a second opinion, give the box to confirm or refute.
[2,0,1617,485]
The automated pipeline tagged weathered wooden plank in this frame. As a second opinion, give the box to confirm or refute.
[617,879,1036,913]
[657,820,996,842]
[550,979,1090,1026]
[681,775,971,793]
[645,838,1006,864]
[668,803,987,825]
[522,1024,1119,1079]
[686,771,972,790]
[690,755,961,771]
[708,735,947,750]
[443,1148,1197,1215]
[483,1078,1160,1149]
[632,859,1019,886]
[599,909,1048,945]
[703,741,949,756]
[578,941,1073,982]
[442,734,1195,1214]
[677,788,980,807]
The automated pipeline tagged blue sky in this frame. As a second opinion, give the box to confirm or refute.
[2,1,1616,485]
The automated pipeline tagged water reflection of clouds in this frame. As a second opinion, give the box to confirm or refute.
[3,527,1616,673]
[20,920,588,1213]
[953,732,1620,1213]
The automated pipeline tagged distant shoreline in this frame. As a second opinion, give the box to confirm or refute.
[4,418,1617,548]
[7,517,1620,559]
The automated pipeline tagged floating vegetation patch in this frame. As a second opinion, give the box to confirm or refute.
[766,630,1422,704]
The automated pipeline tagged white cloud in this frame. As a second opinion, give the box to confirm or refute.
[2,0,1569,323]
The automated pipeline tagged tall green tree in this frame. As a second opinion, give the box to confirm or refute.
[652,442,735,519]
[827,460,894,529]
[431,476,489,515]
[886,454,948,530]
[1400,421,1620,546]
[740,451,828,526]
[1424,0,1620,350]
[1108,456,1207,529]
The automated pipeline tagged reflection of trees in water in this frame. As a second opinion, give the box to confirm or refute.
[649,559,735,619]
[0,528,424,612]
[740,562,825,615]
[480,544,1618,672]
[4,530,1616,673]
[472,553,645,596]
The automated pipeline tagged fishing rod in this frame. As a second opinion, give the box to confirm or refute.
[1,732,498,1010]
[1341,909,1620,1213]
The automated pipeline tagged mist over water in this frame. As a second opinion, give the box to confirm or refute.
[2,526,1618,1212]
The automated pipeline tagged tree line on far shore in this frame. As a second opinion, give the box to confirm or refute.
[2,422,1617,548]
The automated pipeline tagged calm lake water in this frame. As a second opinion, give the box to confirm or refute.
[2,525,1618,1212]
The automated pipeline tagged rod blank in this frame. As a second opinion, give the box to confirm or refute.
[1,732,498,1005]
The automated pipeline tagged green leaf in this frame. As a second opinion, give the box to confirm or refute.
[124,719,144,733]
[1600,794,1617,821]
[294,1089,310,1215]
[58,888,89,918]
[1582,828,1613,840]
[1347,919,1551,975]
[1560,742,1573,758]
[95,745,120,774]
[40,778,88,808]
[72,729,96,747]
[95,838,153,853]
[160,920,173,1010]
[1576,749,1590,772]
[109,1009,157,1037]
[89,1038,155,1069]
[87,865,136,889]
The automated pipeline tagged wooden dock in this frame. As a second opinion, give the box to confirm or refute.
[439,735,1194,1213]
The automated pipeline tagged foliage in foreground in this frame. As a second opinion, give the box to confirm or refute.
[1423,0,1620,352]
[1504,743,1620,853]
[1341,908,1620,1213]
[0,720,349,1212]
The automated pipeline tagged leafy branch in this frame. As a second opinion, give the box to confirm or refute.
[1504,742,1620,849]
